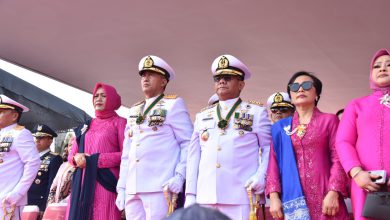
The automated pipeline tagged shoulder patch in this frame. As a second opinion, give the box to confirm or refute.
[132,100,145,107]
[164,94,178,99]
[201,103,217,112]
[247,100,264,107]
[13,125,25,131]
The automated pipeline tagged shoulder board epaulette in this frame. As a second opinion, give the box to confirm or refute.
[13,125,25,131]
[247,100,264,107]
[201,103,217,112]
[164,94,178,99]
[132,100,145,107]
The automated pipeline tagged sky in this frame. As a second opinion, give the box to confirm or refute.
[0,59,129,118]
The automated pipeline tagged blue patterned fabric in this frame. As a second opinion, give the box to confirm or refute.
[271,117,310,220]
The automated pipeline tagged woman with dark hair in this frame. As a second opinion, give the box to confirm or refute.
[266,71,349,219]
[67,83,126,220]
[336,49,390,220]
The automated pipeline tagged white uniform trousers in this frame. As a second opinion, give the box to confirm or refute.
[125,192,168,220]
[0,206,22,220]
[201,204,250,220]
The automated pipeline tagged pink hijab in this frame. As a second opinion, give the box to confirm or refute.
[92,83,121,119]
[370,48,390,92]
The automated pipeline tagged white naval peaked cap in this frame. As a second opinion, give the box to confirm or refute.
[0,94,29,112]
[266,92,294,109]
[211,54,251,80]
[207,93,219,106]
[138,55,176,80]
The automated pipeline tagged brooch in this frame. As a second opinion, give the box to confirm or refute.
[380,93,390,108]
[81,124,88,135]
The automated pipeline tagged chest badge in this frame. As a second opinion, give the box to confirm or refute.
[128,129,133,138]
[201,130,209,141]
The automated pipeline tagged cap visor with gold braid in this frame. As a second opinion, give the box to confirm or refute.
[215,56,245,78]
[139,56,170,79]
[270,92,294,109]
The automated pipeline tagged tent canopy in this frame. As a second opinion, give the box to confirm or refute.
[0,1,390,116]
[0,69,91,131]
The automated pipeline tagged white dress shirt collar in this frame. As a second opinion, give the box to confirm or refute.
[145,94,162,109]
[39,148,50,157]
[218,97,239,115]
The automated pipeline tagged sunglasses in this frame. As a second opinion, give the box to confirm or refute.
[270,107,292,114]
[288,81,313,92]
[213,75,241,82]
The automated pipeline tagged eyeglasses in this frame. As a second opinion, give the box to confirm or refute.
[288,81,313,92]
[213,75,241,82]
[270,107,292,114]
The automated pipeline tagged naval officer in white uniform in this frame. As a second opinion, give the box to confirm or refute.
[116,55,193,220]
[185,55,272,220]
[0,95,40,220]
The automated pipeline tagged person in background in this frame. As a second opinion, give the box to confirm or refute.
[67,83,126,220]
[116,55,193,220]
[0,94,40,220]
[208,93,219,106]
[266,71,349,219]
[28,124,62,212]
[166,204,231,220]
[185,54,272,219]
[47,132,76,204]
[336,48,390,220]
[266,92,295,124]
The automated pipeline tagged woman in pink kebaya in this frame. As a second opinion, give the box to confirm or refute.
[67,83,126,220]
[336,49,390,220]
[267,71,349,219]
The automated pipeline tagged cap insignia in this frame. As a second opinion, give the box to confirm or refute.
[274,93,283,103]
[144,56,154,68]
[37,125,43,131]
[218,56,229,69]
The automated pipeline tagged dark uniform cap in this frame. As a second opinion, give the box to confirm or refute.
[32,124,58,138]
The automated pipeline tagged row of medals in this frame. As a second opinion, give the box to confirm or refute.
[35,156,50,184]
[201,112,254,141]
[129,109,167,137]
[0,134,13,164]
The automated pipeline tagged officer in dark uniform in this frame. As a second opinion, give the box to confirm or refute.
[27,124,62,212]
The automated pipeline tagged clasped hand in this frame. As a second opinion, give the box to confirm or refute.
[73,153,90,168]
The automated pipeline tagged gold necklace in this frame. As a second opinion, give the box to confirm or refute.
[296,124,307,138]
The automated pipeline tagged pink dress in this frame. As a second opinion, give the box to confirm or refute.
[68,115,126,220]
[67,83,126,220]
[336,90,390,220]
[267,108,350,219]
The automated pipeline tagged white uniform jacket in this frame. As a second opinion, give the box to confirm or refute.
[117,95,193,194]
[186,99,272,204]
[0,123,40,206]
